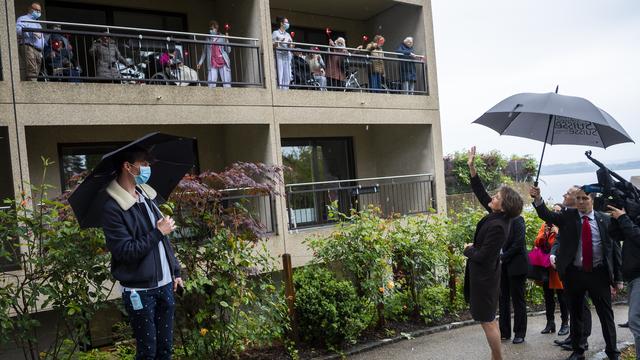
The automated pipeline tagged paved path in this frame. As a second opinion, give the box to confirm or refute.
[351,305,633,360]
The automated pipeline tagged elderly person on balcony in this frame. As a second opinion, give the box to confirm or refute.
[326,37,348,90]
[89,35,126,80]
[272,16,293,89]
[16,2,45,81]
[364,35,385,91]
[197,20,232,88]
[397,37,423,94]
[306,48,326,90]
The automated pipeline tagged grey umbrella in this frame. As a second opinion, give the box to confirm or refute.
[472,87,634,185]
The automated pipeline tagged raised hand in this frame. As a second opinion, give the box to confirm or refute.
[468,146,477,177]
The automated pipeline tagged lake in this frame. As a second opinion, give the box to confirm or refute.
[537,168,640,204]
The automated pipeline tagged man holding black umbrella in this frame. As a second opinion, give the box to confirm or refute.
[102,146,183,359]
[531,185,623,360]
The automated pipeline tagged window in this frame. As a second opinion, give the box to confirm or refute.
[282,137,355,227]
[0,127,18,271]
[58,140,200,190]
[58,142,128,190]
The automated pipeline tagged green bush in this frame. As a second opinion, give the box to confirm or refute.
[305,204,393,326]
[293,266,372,349]
[419,285,449,324]
[389,215,449,320]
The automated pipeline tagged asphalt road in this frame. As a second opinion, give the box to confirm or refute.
[350,305,633,360]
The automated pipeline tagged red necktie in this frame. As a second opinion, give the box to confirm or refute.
[581,215,593,272]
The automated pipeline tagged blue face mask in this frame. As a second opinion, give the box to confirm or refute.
[284,23,290,31]
[134,165,151,185]
[31,10,41,20]
[209,29,217,35]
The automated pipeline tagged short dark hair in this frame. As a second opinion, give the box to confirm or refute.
[29,2,41,10]
[114,146,150,175]
[209,20,219,29]
[275,16,286,26]
[499,185,523,218]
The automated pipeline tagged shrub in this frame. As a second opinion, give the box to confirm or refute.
[389,215,449,320]
[169,163,289,359]
[418,285,449,324]
[293,266,372,348]
[305,204,393,327]
[0,161,112,360]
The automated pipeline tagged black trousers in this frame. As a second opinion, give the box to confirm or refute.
[565,290,592,343]
[565,265,618,357]
[543,281,569,325]
[499,268,527,338]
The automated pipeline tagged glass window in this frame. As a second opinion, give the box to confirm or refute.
[282,137,355,227]
[0,127,17,271]
[58,142,127,190]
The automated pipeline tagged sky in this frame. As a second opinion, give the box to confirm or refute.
[431,0,640,165]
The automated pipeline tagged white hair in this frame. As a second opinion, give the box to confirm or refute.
[403,37,414,43]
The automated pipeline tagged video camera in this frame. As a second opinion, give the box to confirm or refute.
[582,150,640,223]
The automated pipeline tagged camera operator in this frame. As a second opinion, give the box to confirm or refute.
[608,204,640,359]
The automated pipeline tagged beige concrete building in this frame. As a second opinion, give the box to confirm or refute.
[0,0,445,272]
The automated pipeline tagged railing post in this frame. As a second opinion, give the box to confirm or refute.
[282,253,299,343]
[430,177,437,211]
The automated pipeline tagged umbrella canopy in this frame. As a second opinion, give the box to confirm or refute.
[472,90,634,184]
[473,92,633,148]
[68,132,196,228]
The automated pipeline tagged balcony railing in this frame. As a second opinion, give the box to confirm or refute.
[285,173,435,230]
[273,41,428,95]
[220,190,277,234]
[18,20,263,87]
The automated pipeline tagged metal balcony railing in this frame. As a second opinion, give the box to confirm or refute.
[18,20,263,87]
[273,41,428,95]
[285,173,435,230]
[220,190,277,234]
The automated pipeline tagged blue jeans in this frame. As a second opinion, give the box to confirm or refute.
[629,277,640,359]
[123,283,175,360]
[369,73,382,90]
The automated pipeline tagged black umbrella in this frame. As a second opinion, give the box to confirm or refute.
[68,132,196,228]
[472,87,634,185]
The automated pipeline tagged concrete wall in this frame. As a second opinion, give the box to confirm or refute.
[367,3,426,55]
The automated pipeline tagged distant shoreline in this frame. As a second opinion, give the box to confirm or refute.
[541,161,640,176]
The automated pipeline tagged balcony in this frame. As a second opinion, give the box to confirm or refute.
[273,43,427,94]
[17,20,263,87]
[285,173,435,230]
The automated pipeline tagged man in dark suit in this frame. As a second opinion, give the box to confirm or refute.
[499,215,528,344]
[531,185,623,360]
[550,187,592,351]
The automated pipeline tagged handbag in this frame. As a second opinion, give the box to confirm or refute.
[528,246,551,268]
[527,247,550,282]
[527,264,549,282]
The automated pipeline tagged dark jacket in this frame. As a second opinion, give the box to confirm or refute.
[102,180,181,289]
[501,216,529,276]
[534,201,622,285]
[463,175,511,322]
[396,43,417,82]
[615,214,640,281]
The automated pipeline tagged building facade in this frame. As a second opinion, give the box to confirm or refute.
[0,0,445,271]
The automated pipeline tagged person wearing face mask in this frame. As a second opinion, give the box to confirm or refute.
[16,2,45,81]
[197,20,232,88]
[102,146,183,360]
[464,146,524,360]
[272,16,293,89]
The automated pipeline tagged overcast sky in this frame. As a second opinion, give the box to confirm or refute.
[431,0,640,165]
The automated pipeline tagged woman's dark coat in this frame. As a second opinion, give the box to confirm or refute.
[463,175,511,322]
